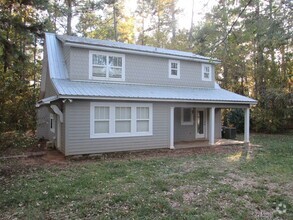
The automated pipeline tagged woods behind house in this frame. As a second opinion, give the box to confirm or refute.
[0,0,292,134]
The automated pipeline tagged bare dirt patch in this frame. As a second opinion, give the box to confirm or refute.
[220,172,259,190]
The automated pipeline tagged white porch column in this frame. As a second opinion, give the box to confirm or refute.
[209,107,215,145]
[170,107,175,149]
[244,108,250,143]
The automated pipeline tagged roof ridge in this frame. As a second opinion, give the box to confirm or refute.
[54,33,220,63]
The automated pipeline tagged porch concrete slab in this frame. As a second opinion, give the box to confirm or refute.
[175,139,244,149]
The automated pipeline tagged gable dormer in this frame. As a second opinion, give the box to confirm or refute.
[57,35,220,88]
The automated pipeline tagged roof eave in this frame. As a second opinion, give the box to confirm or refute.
[57,36,221,64]
[58,94,256,105]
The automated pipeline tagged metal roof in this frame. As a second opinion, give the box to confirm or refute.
[52,79,257,104]
[43,33,257,105]
[46,33,68,79]
[57,34,220,63]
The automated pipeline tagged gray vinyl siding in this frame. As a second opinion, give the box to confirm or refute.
[126,55,214,88]
[174,107,221,141]
[44,70,57,98]
[63,45,71,75]
[68,47,215,88]
[64,100,170,156]
[215,108,222,139]
[174,108,195,142]
[36,106,55,140]
[64,101,227,156]
[61,103,66,154]
[68,47,88,80]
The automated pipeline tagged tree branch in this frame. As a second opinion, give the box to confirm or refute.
[212,0,253,52]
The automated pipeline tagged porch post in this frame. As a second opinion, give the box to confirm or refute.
[244,108,250,143]
[170,107,175,149]
[209,107,215,145]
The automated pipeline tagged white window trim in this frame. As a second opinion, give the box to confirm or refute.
[202,64,212,81]
[89,50,125,81]
[168,60,180,79]
[50,113,55,133]
[90,102,153,138]
[181,108,193,125]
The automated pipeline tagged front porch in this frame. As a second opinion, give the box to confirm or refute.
[169,105,251,149]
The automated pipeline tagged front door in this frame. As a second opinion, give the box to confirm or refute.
[196,109,206,139]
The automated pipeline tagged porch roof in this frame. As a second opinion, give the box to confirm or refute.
[52,78,257,105]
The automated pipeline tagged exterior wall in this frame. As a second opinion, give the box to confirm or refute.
[36,105,55,140]
[174,108,195,142]
[69,47,88,80]
[64,100,170,156]
[174,107,222,141]
[68,47,215,88]
[36,103,66,154]
[63,45,71,75]
[44,70,57,98]
[64,101,227,156]
[215,108,222,139]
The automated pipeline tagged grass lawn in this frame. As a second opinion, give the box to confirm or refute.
[0,133,292,219]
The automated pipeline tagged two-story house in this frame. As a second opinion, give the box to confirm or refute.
[36,33,257,156]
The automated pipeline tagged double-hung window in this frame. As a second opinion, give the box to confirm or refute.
[202,64,212,81]
[90,51,125,81]
[169,60,180,79]
[136,107,150,132]
[90,103,153,138]
[94,106,110,134]
[115,107,131,133]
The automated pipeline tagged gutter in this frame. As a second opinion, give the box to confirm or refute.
[35,96,59,107]
[58,95,257,105]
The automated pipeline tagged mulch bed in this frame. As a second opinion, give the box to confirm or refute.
[70,144,248,162]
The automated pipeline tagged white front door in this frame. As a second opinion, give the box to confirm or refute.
[196,109,207,139]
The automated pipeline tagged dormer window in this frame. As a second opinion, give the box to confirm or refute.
[169,60,180,79]
[89,51,125,81]
[202,64,212,81]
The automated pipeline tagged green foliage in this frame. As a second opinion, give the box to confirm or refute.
[0,0,46,133]
[191,0,292,133]
[0,131,38,151]
[225,109,245,132]
[252,89,293,133]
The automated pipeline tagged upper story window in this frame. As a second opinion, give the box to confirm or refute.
[89,51,125,81]
[202,64,212,81]
[169,60,180,79]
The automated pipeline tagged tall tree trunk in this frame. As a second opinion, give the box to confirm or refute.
[66,0,72,35]
[113,0,118,41]
[255,1,266,100]
[188,0,194,47]
[156,2,161,47]
[171,0,176,43]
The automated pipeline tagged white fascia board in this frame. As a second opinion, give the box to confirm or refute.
[58,95,257,105]
[36,96,59,107]
[64,42,221,64]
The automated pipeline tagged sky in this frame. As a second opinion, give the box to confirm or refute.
[177,0,217,29]
[125,0,217,30]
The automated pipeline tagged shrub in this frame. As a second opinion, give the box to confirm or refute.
[0,131,38,151]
